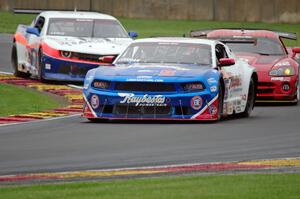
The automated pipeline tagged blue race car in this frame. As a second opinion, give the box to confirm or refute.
[82,38,257,121]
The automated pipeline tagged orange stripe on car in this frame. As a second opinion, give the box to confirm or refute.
[14,32,28,46]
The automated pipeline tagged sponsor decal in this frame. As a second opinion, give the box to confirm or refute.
[90,94,100,109]
[229,76,242,89]
[241,94,247,101]
[190,96,203,110]
[126,78,163,82]
[271,77,291,81]
[208,105,218,115]
[207,77,217,84]
[45,63,51,70]
[119,94,168,106]
[138,70,153,73]
[159,69,176,76]
[275,61,290,67]
[210,86,217,92]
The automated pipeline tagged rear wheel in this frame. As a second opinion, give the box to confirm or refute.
[239,78,255,117]
[11,43,30,78]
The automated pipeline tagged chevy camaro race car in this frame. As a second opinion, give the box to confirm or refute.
[189,29,300,104]
[12,11,136,82]
[82,38,257,121]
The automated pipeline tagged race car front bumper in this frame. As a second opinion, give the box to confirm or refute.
[42,55,100,82]
[82,90,220,121]
[256,73,298,102]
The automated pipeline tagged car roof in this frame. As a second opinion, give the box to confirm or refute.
[40,11,117,20]
[207,29,278,40]
[131,37,218,46]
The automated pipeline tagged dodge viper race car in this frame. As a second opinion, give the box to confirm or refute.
[189,29,300,104]
[82,38,257,121]
[11,11,136,82]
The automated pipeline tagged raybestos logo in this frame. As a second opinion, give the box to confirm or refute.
[119,93,168,106]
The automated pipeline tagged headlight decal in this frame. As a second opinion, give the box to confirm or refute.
[269,66,295,76]
[92,80,111,89]
[182,82,205,92]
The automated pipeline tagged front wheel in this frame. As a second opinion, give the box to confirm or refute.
[292,75,299,105]
[217,83,224,120]
[37,49,46,82]
[11,43,30,78]
[239,78,255,117]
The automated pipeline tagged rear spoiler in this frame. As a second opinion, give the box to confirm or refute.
[187,28,297,40]
[13,8,87,14]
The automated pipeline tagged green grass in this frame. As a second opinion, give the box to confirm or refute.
[0,174,299,199]
[0,84,62,116]
[0,11,300,46]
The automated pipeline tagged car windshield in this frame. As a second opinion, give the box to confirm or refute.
[115,42,212,65]
[221,37,285,55]
[47,18,128,38]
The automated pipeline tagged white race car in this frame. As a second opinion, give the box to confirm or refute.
[12,11,136,82]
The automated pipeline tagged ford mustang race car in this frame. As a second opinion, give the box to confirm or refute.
[82,38,257,121]
[188,29,300,104]
[11,11,136,82]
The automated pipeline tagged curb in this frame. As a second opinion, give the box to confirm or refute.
[0,157,299,183]
[0,74,83,125]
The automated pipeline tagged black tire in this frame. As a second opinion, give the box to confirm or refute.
[37,49,46,82]
[239,78,255,117]
[292,75,299,105]
[11,43,30,78]
[217,83,224,120]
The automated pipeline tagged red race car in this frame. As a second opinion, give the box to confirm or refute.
[189,29,300,104]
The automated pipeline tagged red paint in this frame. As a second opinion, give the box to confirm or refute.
[0,162,272,182]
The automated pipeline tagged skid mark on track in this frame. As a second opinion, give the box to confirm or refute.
[0,157,299,183]
[0,74,83,125]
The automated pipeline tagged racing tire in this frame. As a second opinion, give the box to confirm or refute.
[37,49,46,83]
[292,75,299,105]
[11,43,30,78]
[217,83,224,120]
[239,78,255,118]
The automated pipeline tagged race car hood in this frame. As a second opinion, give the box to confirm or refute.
[91,63,216,82]
[43,36,132,55]
[235,52,287,72]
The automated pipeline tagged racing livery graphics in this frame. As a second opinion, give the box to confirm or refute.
[11,11,136,82]
[189,29,300,104]
[82,38,257,121]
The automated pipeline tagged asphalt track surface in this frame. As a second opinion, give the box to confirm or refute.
[0,34,299,175]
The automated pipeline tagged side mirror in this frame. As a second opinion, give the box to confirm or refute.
[128,31,138,39]
[26,27,40,37]
[292,47,300,54]
[99,56,115,64]
[219,58,235,67]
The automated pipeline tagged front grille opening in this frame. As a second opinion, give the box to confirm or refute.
[175,106,193,115]
[58,64,90,75]
[102,105,113,114]
[115,105,172,115]
[72,53,117,63]
[114,82,176,92]
[257,89,274,94]
[258,82,274,87]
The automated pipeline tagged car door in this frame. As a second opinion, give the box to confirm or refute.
[26,15,45,74]
[216,43,243,114]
